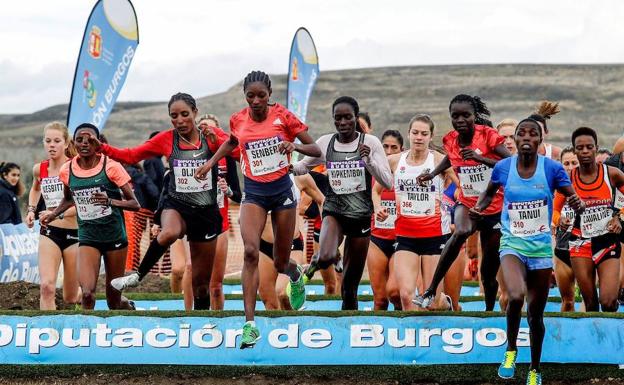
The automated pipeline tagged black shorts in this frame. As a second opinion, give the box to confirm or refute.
[457,203,502,232]
[242,188,297,212]
[259,235,305,259]
[313,229,320,243]
[395,234,450,256]
[40,225,78,251]
[371,236,396,258]
[162,197,222,242]
[554,248,572,268]
[322,211,371,238]
[79,239,128,255]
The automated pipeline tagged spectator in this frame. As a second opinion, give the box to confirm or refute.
[0,162,25,225]
[143,131,166,191]
[124,163,160,212]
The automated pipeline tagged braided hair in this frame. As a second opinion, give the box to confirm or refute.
[529,100,560,134]
[243,71,272,92]
[332,96,362,132]
[168,92,197,112]
[449,94,493,127]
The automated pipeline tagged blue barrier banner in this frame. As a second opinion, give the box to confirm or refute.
[0,315,622,365]
[287,27,319,123]
[0,223,40,284]
[67,0,139,133]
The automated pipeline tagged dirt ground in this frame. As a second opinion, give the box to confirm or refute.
[0,374,622,385]
[0,281,74,310]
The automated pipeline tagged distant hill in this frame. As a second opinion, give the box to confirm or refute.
[2,64,624,169]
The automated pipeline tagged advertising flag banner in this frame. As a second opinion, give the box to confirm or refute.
[67,0,139,133]
[287,28,319,124]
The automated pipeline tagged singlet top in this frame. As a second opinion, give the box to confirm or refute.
[323,133,373,219]
[493,155,570,258]
[39,160,65,209]
[569,164,615,239]
[371,180,396,240]
[167,132,218,207]
[230,103,307,186]
[443,124,504,215]
[394,151,451,238]
[62,156,128,243]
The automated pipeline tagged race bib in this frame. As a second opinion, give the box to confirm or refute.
[173,159,212,193]
[396,178,436,216]
[457,165,492,197]
[327,160,366,195]
[580,201,612,238]
[508,199,549,237]
[73,187,111,221]
[245,136,289,176]
[561,204,575,222]
[41,176,64,208]
[375,199,396,229]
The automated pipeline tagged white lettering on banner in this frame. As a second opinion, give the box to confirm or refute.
[245,136,289,176]
[93,45,135,127]
[458,165,492,197]
[0,322,544,356]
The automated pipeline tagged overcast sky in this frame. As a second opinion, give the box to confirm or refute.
[1,0,623,114]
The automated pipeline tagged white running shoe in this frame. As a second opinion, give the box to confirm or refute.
[111,272,140,291]
[413,290,435,309]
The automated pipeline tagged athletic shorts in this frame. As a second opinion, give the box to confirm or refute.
[242,188,297,212]
[500,249,553,271]
[79,239,128,255]
[395,234,449,256]
[313,229,321,243]
[569,233,621,265]
[162,197,222,242]
[40,225,78,251]
[322,211,371,238]
[259,235,305,259]
[554,248,572,268]
[371,235,396,258]
[457,203,502,232]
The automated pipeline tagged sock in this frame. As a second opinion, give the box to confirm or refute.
[245,320,256,327]
[137,239,169,279]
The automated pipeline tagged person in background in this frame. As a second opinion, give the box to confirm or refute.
[358,112,373,134]
[143,131,166,191]
[497,119,518,155]
[0,162,25,225]
[596,148,613,164]
[124,163,160,212]
[530,101,562,160]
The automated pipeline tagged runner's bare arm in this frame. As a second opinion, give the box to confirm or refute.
[40,185,75,226]
[26,163,42,227]
[372,182,387,221]
[194,135,238,180]
[434,151,459,186]
[293,135,330,175]
[92,183,140,212]
[417,155,451,184]
[293,131,322,157]
[295,174,324,208]
[363,135,392,189]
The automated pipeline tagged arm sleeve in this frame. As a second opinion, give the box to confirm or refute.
[489,160,508,186]
[552,191,566,226]
[548,160,571,190]
[293,135,328,175]
[58,163,70,186]
[283,108,308,142]
[141,174,161,212]
[364,135,393,189]
[101,131,171,164]
[225,156,242,203]
[486,127,505,149]
[105,160,132,187]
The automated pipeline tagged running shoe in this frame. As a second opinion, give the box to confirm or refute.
[240,323,260,349]
[303,257,319,284]
[413,289,435,309]
[497,350,517,379]
[111,272,140,291]
[334,256,344,273]
[443,294,454,311]
[286,265,307,310]
[526,369,542,385]
[618,287,624,305]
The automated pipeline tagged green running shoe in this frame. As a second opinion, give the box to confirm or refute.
[240,323,260,349]
[497,350,517,379]
[286,265,306,310]
[526,369,542,385]
[303,259,319,284]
